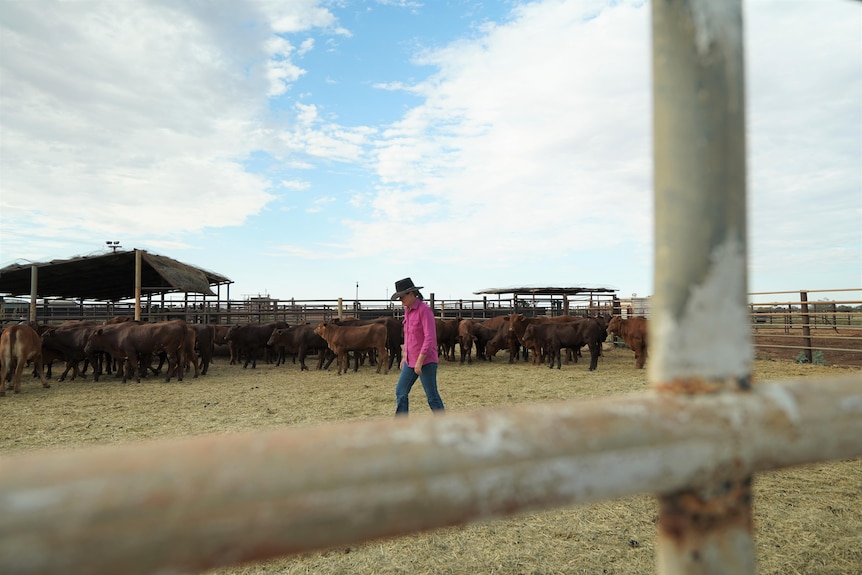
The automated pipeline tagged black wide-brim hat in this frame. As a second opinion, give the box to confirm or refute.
[391,277,423,300]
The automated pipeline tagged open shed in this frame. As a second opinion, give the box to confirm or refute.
[0,250,232,320]
[474,286,618,297]
[473,285,620,316]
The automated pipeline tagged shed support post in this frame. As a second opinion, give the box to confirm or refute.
[28,265,38,323]
[134,250,142,321]
[651,0,753,573]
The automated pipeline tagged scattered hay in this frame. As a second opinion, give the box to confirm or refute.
[1,347,859,574]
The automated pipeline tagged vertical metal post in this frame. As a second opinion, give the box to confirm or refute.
[800,291,812,363]
[28,265,38,323]
[651,1,753,573]
[134,249,142,321]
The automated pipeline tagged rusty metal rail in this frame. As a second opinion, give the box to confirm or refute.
[0,374,860,575]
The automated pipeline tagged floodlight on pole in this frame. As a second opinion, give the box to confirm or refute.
[105,241,122,253]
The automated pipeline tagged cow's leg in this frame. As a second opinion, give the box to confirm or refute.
[0,356,8,396]
[380,348,389,375]
[126,357,136,384]
[13,358,26,393]
[337,352,347,375]
[189,352,200,378]
[34,356,50,388]
[635,345,646,369]
[588,342,600,371]
[59,360,75,382]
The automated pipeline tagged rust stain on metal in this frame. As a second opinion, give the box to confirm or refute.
[656,374,752,395]
[658,474,753,541]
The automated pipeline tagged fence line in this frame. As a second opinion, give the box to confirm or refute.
[1,375,859,575]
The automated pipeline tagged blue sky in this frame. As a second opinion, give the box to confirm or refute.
[1,0,860,302]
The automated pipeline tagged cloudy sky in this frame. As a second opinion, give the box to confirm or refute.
[1,0,859,302]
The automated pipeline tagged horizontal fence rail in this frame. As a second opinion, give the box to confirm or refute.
[1,374,860,575]
[2,288,860,365]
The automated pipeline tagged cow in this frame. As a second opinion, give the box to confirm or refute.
[522,318,605,371]
[189,323,214,375]
[153,322,201,379]
[457,319,477,365]
[84,320,188,383]
[40,320,102,382]
[332,317,402,371]
[548,318,605,371]
[435,318,460,362]
[1,324,50,396]
[267,323,333,371]
[224,321,288,369]
[484,317,514,361]
[607,315,649,369]
[314,321,389,376]
[211,324,232,360]
[507,314,582,365]
[471,320,500,361]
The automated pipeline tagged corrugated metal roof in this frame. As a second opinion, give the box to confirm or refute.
[473,286,618,296]
[0,250,232,301]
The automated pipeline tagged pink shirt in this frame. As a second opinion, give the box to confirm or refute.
[402,299,438,367]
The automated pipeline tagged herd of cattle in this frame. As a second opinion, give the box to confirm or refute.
[0,313,649,396]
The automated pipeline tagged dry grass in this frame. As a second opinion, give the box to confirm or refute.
[1,347,859,574]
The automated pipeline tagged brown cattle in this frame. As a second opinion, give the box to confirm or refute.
[435,318,460,361]
[154,323,201,378]
[189,324,214,375]
[314,322,389,376]
[607,315,649,369]
[471,320,500,361]
[1,324,50,396]
[522,318,604,370]
[507,314,582,365]
[224,321,288,369]
[84,320,188,383]
[267,324,333,371]
[211,324,232,360]
[484,317,514,361]
[181,325,201,378]
[457,319,477,365]
[40,321,102,381]
[332,317,403,371]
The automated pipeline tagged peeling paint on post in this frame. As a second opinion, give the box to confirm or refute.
[651,0,753,573]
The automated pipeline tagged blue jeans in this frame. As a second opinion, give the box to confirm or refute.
[395,362,444,415]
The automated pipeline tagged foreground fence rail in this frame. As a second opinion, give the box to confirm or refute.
[1,375,860,575]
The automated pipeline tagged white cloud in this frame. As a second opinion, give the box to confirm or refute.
[357,0,653,264]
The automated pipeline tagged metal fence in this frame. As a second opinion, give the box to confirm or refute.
[1,2,860,575]
[4,288,860,365]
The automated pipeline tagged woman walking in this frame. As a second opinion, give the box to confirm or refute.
[391,277,445,415]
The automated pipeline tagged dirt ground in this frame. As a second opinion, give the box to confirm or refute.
[1,345,860,575]
[752,326,862,367]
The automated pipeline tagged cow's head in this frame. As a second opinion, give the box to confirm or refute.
[522,323,537,345]
[314,322,329,337]
[606,315,621,336]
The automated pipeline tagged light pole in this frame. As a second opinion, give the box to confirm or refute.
[105,241,122,253]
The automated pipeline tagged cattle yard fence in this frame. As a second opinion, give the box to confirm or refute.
[2,2,861,575]
[4,287,860,366]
